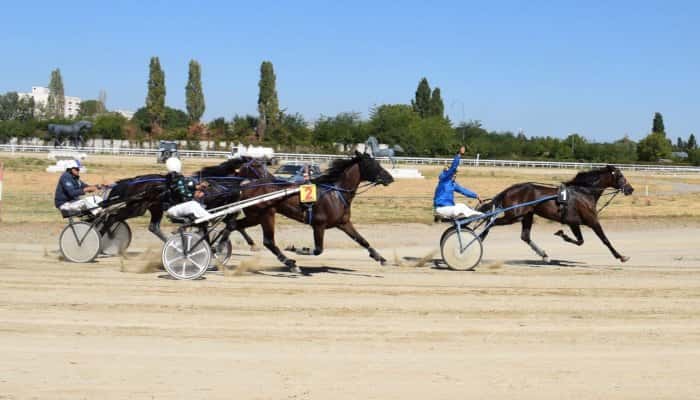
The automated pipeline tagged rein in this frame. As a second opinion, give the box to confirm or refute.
[597,189,621,214]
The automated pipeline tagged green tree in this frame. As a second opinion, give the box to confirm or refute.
[411,78,431,118]
[687,133,697,150]
[313,112,366,150]
[146,57,166,133]
[369,104,420,147]
[428,88,445,118]
[78,100,104,117]
[0,92,35,121]
[230,115,258,142]
[185,60,205,123]
[257,61,280,141]
[46,68,65,118]
[637,132,672,161]
[652,112,665,134]
[92,113,126,140]
[268,113,312,148]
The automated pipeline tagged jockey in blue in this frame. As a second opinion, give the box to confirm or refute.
[54,159,103,215]
[433,146,483,219]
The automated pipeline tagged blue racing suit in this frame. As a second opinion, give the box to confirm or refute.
[54,171,88,208]
[433,154,478,208]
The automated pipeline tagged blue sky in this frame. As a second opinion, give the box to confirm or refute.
[1,0,698,142]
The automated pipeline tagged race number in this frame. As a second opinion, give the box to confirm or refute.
[300,184,317,203]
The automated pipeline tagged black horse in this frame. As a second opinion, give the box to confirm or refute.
[47,121,92,148]
[212,152,395,272]
[477,165,634,262]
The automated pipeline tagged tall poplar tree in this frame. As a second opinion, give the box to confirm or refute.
[652,112,665,135]
[185,60,205,123]
[257,61,279,140]
[428,87,445,117]
[411,78,431,118]
[47,68,65,118]
[146,57,166,133]
[688,133,697,150]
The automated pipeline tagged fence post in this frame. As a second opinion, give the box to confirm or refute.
[0,161,4,222]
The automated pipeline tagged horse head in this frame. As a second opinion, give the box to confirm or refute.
[605,165,634,195]
[354,151,394,186]
[236,157,275,180]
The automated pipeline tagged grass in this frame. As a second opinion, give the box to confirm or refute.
[2,153,700,224]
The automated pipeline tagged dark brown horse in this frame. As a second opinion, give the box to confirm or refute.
[214,152,394,272]
[477,165,634,263]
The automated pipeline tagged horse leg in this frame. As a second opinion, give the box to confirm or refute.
[237,228,258,251]
[148,206,168,242]
[555,224,584,246]
[260,213,300,273]
[520,213,550,263]
[590,222,629,262]
[337,222,386,265]
[312,226,325,256]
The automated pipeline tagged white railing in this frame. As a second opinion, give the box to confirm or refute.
[1,143,699,173]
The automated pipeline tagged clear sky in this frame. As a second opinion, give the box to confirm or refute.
[1,0,698,142]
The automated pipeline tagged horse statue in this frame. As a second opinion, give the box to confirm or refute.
[477,165,635,263]
[364,136,404,168]
[47,121,92,148]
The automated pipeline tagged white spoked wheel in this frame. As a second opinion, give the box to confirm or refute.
[440,227,483,271]
[162,232,212,280]
[59,221,102,263]
[100,221,132,256]
[209,228,233,266]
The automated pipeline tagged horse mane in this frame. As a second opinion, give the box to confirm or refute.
[564,166,611,187]
[196,157,252,177]
[311,155,359,184]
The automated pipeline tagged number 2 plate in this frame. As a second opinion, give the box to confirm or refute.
[300,184,317,203]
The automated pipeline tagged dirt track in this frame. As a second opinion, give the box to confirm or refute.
[1,220,700,399]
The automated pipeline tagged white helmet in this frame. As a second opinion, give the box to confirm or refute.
[65,159,82,170]
[166,157,182,173]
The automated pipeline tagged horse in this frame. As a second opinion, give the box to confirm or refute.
[47,121,92,148]
[212,151,395,272]
[477,165,635,263]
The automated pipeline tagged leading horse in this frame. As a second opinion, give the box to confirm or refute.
[477,165,634,262]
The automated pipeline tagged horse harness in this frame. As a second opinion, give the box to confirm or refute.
[300,183,376,225]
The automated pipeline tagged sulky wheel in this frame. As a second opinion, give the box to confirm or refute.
[100,221,132,256]
[208,228,233,266]
[59,221,102,263]
[440,227,483,271]
[161,232,212,280]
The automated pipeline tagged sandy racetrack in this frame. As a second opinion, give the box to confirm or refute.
[1,219,699,399]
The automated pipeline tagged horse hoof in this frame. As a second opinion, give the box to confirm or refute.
[380,259,387,266]
[620,256,630,263]
[554,230,564,237]
[543,256,551,264]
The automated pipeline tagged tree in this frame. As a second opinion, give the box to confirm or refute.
[0,92,34,121]
[46,68,65,118]
[688,133,697,150]
[411,78,431,118]
[637,132,672,161]
[652,112,665,135]
[257,61,280,141]
[313,112,366,150]
[185,60,205,123]
[98,89,107,113]
[146,57,166,134]
[676,137,686,151]
[92,113,126,140]
[428,87,444,118]
[78,100,104,117]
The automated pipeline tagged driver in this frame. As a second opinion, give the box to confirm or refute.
[433,146,483,219]
[54,159,103,215]
[163,157,212,221]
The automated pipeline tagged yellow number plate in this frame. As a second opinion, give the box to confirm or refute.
[300,184,317,203]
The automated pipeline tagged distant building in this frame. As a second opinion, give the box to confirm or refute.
[672,151,689,159]
[114,109,135,120]
[18,86,81,118]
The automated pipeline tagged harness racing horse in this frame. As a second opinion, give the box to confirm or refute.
[212,151,395,273]
[477,165,634,263]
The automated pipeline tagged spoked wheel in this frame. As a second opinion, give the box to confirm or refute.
[59,221,102,263]
[440,227,483,271]
[208,228,232,266]
[100,221,132,256]
[162,232,212,280]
